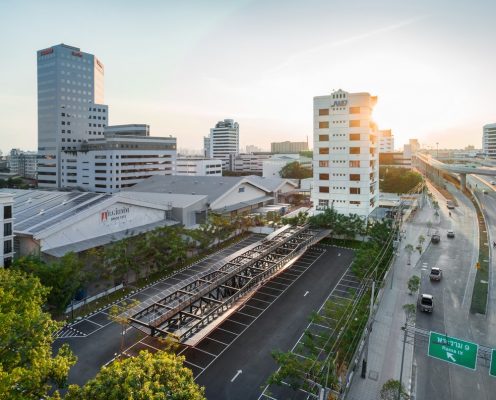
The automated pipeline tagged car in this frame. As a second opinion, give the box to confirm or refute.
[431,233,441,243]
[490,181,496,185]
[429,267,443,281]
[418,293,434,313]
[446,200,455,209]
[447,230,455,238]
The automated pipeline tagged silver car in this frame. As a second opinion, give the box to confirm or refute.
[429,267,442,281]
[418,293,434,313]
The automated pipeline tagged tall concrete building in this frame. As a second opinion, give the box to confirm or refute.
[207,119,239,170]
[37,44,108,188]
[271,141,309,154]
[483,124,496,158]
[312,89,379,217]
[378,130,394,153]
[61,124,176,193]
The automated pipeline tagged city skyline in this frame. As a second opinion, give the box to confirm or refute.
[1,0,495,154]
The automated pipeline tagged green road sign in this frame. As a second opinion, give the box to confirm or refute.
[428,331,478,370]
[490,350,496,377]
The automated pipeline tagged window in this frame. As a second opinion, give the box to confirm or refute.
[318,199,329,208]
[319,173,329,180]
[350,160,360,168]
[238,187,245,193]
[4,240,12,254]
[350,174,360,181]
[319,147,329,155]
[319,121,329,129]
[319,161,329,167]
[350,187,361,194]
[4,223,12,236]
[350,133,360,141]
[349,147,360,154]
[3,206,12,219]
[319,134,329,141]
[349,120,360,127]
[319,186,329,193]
[3,257,12,268]
[350,201,361,205]
[349,107,360,114]
[319,109,329,116]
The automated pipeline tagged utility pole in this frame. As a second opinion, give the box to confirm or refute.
[398,321,408,400]
[361,280,375,378]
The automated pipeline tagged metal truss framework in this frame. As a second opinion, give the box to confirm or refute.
[128,225,329,341]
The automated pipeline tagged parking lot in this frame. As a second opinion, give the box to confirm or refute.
[55,234,265,339]
[120,244,355,399]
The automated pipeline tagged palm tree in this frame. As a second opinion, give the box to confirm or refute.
[404,244,414,265]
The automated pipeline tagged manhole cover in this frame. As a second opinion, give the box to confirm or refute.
[368,370,379,381]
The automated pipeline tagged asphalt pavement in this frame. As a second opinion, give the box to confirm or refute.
[413,181,496,400]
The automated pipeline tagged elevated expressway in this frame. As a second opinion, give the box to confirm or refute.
[125,225,329,342]
[413,152,496,188]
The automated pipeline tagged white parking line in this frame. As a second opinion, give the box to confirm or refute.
[184,360,206,371]
[217,326,242,335]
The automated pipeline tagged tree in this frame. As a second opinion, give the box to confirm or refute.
[380,379,410,400]
[417,235,425,253]
[279,161,312,179]
[379,166,422,194]
[404,244,414,265]
[14,253,85,313]
[0,268,76,399]
[407,275,420,295]
[65,350,205,400]
[402,303,416,323]
[426,221,432,236]
[109,299,139,358]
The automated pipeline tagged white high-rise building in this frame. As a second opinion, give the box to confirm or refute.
[312,89,379,217]
[378,130,394,153]
[37,44,108,188]
[208,119,239,170]
[61,125,176,193]
[483,124,496,158]
[0,193,14,267]
[8,149,38,179]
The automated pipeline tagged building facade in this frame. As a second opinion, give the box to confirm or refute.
[378,130,394,153]
[271,141,308,154]
[207,119,239,170]
[175,157,222,176]
[8,149,38,179]
[312,89,379,217]
[0,193,14,267]
[37,43,108,188]
[233,153,271,174]
[483,124,496,158]
[60,125,176,193]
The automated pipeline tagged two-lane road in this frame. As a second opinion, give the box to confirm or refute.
[414,182,496,400]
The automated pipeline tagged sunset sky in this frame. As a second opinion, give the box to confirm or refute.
[0,0,495,154]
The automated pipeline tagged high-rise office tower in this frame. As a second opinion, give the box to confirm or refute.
[312,89,379,217]
[208,119,239,170]
[378,129,394,153]
[37,44,108,188]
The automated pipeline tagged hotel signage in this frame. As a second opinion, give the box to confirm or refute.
[40,48,54,56]
[100,206,130,223]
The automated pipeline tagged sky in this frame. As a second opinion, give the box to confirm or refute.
[0,0,495,154]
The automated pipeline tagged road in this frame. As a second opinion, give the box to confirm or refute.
[413,180,496,400]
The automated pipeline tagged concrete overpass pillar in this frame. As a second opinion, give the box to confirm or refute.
[460,173,466,189]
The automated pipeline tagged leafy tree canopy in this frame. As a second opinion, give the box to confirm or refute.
[65,350,205,400]
[379,166,422,194]
[0,268,76,399]
[279,161,312,179]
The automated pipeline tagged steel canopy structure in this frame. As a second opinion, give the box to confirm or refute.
[127,225,328,341]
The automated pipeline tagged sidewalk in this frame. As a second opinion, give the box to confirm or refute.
[347,197,436,400]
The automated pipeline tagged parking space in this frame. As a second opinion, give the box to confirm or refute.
[55,234,264,339]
